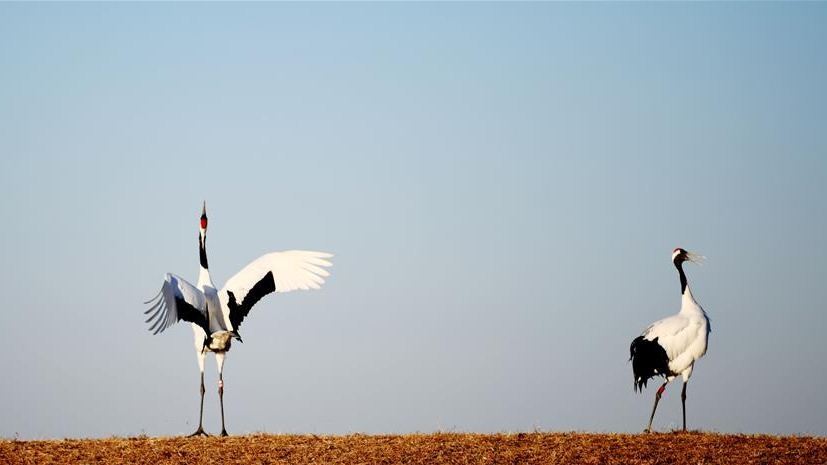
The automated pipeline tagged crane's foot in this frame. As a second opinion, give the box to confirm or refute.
[220,429,229,437]
[189,427,209,437]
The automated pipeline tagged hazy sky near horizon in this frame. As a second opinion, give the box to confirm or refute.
[1,3,826,439]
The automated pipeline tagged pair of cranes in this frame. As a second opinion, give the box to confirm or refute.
[144,203,710,436]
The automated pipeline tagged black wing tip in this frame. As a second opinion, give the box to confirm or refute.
[227,271,277,333]
[629,336,669,393]
[172,295,210,336]
[634,376,648,393]
[629,335,643,361]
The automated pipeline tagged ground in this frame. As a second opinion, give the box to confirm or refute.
[2,432,826,465]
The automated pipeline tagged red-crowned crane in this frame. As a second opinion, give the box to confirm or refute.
[629,248,710,432]
[143,202,332,436]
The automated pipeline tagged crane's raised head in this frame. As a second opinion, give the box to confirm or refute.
[200,201,208,231]
[672,248,704,265]
[198,202,209,269]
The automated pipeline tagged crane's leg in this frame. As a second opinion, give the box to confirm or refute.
[646,381,669,433]
[189,350,208,437]
[681,381,688,431]
[217,352,228,436]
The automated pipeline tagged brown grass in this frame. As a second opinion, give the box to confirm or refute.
[2,432,826,465]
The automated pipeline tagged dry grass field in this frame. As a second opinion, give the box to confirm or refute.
[2,432,826,465]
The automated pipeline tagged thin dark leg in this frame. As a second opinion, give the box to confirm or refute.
[219,373,228,436]
[189,372,208,437]
[681,382,688,431]
[646,381,668,433]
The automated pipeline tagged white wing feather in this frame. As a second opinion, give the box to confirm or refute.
[144,273,209,335]
[221,251,332,298]
[217,250,332,333]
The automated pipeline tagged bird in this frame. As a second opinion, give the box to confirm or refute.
[143,202,333,436]
[629,247,710,432]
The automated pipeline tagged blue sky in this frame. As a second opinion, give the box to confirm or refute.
[1,3,826,439]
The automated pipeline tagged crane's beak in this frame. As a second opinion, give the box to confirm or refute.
[202,201,207,216]
[231,331,243,343]
[685,251,706,266]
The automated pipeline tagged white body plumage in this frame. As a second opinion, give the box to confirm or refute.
[640,287,710,383]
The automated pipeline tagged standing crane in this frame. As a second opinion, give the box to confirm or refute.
[143,202,333,436]
[629,248,710,432]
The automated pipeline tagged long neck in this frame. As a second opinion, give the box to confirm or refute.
[198,231,213,288]
[675,259,687,295]
[199,231,209,270]
[675,260,703,313]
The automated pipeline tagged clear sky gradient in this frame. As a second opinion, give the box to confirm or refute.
[1,3,826,439]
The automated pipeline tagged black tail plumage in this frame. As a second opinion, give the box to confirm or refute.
[629,336,670,392]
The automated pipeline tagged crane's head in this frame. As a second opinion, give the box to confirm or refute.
[672,248,704,266]
[199,201,210,269]
[200,201,208,233]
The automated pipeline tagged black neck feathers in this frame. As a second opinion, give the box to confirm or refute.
[199,234,209,269]
[674,259,687,295]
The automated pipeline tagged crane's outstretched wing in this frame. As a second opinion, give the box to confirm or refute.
[219,250,332,332]
[144,273,210,335]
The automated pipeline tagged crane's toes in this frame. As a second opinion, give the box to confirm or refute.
[188,427,209,437]
[220,429,229,437]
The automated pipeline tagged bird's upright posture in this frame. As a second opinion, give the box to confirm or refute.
[629,248,710,432]
[144,203,332,436]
